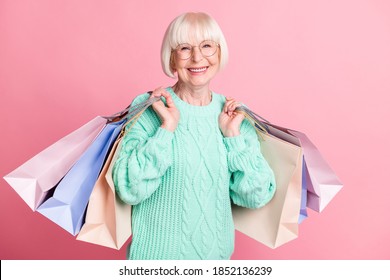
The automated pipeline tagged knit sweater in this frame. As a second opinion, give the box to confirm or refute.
[112,87,276,260]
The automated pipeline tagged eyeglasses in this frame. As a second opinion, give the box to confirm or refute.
[173,40,220,60]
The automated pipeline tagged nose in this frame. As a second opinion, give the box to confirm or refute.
[191,47,204,62]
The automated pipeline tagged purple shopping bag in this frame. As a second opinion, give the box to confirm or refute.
[299,158,308,223]
[288,130,343,212]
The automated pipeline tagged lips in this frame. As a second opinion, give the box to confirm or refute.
[187,67,208,73]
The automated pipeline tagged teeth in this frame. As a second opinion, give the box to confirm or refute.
[189,67,207,73]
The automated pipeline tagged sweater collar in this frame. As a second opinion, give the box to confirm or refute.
[166,87,222,118]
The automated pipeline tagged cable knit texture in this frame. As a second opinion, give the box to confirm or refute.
[112,87,276,260]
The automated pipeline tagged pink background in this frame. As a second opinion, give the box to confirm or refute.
[1,0,389,260]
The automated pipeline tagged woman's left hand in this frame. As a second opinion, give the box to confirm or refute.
[219,97,245,137]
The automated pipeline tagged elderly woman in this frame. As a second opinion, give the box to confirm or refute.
[113,12,276,260]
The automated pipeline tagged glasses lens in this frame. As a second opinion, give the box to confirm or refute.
[176,43,192,60]
[175,41,218,60]
[200,40,218,57]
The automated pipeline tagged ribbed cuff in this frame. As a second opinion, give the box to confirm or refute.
[154,127,174,143]
[223,134,246,152]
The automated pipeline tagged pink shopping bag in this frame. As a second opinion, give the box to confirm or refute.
[3,117,106,211]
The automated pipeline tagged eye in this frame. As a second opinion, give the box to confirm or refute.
[201,41,215,49]
[178,45,191,51]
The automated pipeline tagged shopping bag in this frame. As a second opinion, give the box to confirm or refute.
[299,158,309,223]
[76,137,131,249]
[3,117,107,211]
[239,107,342,213]
[76,96,160,248]
[256,123,308,223]
[288,129,343,212]
[232,116,303,248]
[76,112,148,249]
[37,119,126,235]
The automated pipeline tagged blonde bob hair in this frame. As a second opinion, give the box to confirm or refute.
[161,12,229,78]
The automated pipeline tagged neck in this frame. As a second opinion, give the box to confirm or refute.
[172,82,212,106]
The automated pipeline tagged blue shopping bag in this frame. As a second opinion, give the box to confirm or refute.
[299,158,308,224]
[37,119,126,235]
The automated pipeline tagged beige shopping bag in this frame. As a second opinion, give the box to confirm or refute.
[232,127,303,249]
[76,135,131,249]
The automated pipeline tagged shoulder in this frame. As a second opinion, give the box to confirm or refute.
[212,91,226,102]
[128,91,161,132]
[130,92,151,106]
[211,91,227,110]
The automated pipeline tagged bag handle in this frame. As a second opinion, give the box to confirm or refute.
[117,93,161,139]
[104,91,161,122]
[236,105,270,134]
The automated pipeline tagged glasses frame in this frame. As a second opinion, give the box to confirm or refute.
[172,40,220,60]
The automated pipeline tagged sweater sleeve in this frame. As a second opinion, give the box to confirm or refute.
[224,119,276,209]
[112,94,174,205]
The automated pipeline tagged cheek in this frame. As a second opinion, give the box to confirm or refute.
[171,55,186,71]
[209,58,220,71]
[209,55,220,68]
[175,60,188,72]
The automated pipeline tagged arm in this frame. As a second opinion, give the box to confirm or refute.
[112,93,175,205]
[224,119,276,209]
[219,97,276,209]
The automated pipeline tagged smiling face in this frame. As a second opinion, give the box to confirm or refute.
[171,40,220,89]
[161,12,228,83]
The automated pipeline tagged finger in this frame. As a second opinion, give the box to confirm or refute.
[149,86,164,99]
[224,96,234,104]
[227,100,238,115]
[224,99,235,113]
[234,111,245,120]
[229,101,241,112]
[151,92,166,109]
[160,91,176,108]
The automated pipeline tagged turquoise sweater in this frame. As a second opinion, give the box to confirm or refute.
[112,87,276,260]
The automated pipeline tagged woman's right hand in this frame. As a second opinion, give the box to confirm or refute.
[150,87,180,132]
